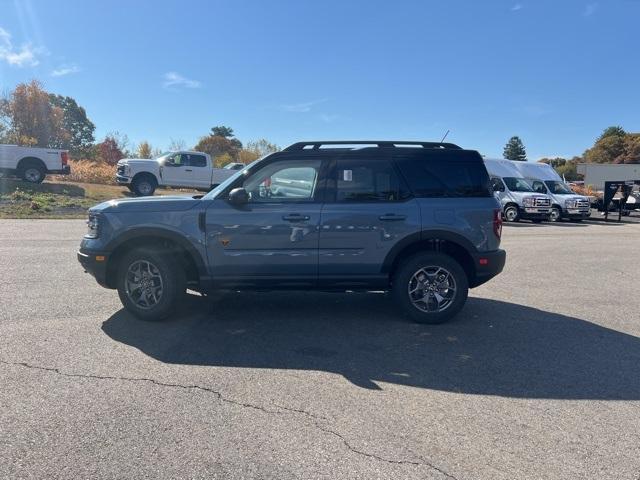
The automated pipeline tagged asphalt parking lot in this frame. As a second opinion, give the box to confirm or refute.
[1,219,639,479]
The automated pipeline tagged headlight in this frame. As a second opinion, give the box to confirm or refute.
[86,213,100,238]
[565,199,577,208]
[523,197,535,207]
[124,165,131,176]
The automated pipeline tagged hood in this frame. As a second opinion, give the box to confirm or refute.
[506,191,550,201]
[90,195,202,213]
[564,195,589,202]
[117,158,159,165]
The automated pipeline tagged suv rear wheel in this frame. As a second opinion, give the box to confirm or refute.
[392,253,468,324]
[116,248,186,321]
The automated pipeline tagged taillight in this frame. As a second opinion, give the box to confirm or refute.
[493,208,503,239]
[61,152,69,166]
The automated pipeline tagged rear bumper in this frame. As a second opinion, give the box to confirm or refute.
[49,165,71,175]
[470,249,506,288]
[77,249,110,288]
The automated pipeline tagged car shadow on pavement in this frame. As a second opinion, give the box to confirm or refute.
[504,221,629,228]
[102,292,640,399]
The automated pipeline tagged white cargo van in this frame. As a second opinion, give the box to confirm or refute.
[511,161,591,221]
[484,158,552,222]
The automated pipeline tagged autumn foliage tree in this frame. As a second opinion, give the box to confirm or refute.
[0,80,69,147]
[538,157,581,181]
[583,126,640,164]
[194,125,243,165]
[137,141,153,159]
[239,138,280,164]
[97,136,125,165]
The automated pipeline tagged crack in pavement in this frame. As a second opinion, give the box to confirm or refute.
[0,359,281,415]
[313,423,459,479]
[1,359,458,479]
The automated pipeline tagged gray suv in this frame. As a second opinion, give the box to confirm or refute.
[78,141,506,324]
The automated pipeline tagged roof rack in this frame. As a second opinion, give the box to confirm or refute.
[282,140,462,152]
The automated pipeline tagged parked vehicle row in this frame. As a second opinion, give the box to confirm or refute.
[0,144,70,183]
[484,158,591,223]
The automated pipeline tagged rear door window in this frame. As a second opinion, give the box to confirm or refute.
[394,151,491,197]
[187,154,207,167]
[334,157,410,202]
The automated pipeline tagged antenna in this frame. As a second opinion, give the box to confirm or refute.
[440,129,450,143]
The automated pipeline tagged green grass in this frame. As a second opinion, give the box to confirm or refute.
[0,178,129,218]
[0,178,203,219]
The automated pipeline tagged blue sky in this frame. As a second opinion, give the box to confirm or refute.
[0,0,638,159]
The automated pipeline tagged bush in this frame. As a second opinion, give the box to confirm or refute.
[570,184,600,198]
[52,159,116,185]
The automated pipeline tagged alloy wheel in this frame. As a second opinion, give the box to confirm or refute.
[125,260,164,309]
[407,266,457,313]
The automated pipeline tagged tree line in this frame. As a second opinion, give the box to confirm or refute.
[2,80,638,176]
[0,80,279,168]
[502,127,639,181]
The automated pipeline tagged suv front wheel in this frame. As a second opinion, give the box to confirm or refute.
[116,248,186,321]
[392,253,469,324]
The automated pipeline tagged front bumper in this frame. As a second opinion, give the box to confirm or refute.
[470,249,506,288]
[563,209,591,219]
[77,249,110,288]
[49,165,71,175]
[116,174,132,185]
[520,208,550,220]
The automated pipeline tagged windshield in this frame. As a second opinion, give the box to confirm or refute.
[203,158,264,199]
[544,180,574,195]
[153,151,172,160]
[503,177,534,192]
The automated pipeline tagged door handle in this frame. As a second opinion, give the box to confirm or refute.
[378,214,407,221]
[185,169,193,172]
[282,214,310,221]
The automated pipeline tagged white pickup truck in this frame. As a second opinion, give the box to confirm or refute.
[0,144,70,183]
[116,151,245,196]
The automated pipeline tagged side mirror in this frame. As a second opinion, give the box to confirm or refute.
[228,187,249,206]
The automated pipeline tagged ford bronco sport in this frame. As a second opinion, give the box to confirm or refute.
[78,141,506,324]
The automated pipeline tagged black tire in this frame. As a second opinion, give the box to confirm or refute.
[19,160,46,184]
[392,252,469,325]
[132,174,157,196]
[116,248,186,321]
[503,205,520,222]
[549,206,562,222]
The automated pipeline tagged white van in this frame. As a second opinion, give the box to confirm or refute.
[484,158,552,222]
[511,162,591,221]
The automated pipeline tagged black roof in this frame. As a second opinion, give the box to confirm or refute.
[282,140,462,152]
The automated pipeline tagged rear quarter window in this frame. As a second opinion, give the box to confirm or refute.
[394,151,492,198]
